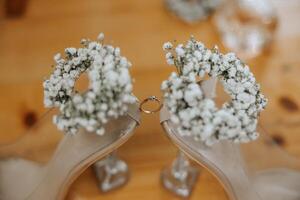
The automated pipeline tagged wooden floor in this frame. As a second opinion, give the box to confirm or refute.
[0,0,300,199]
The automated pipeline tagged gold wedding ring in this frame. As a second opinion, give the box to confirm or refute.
[139,96,163,114]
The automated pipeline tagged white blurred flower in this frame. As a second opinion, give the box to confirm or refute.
[175,45,185,56]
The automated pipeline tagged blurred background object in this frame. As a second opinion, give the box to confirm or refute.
[165,0,221,23]
[214,0,278,58]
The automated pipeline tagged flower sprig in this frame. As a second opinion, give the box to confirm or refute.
[43,33,136,135]
[161,37,267,145]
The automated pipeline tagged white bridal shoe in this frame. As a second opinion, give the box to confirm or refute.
[161,78,300,200]
[160,37,300,200]
[0,33,140,200]
[0,105,139,200]
[161,108,300,200]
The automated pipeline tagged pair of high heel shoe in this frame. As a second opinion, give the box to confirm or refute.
[0,34,299,200]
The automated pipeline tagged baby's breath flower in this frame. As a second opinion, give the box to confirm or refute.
[44,33,136,135]
[162,37,267,145]
[97,33,105,41]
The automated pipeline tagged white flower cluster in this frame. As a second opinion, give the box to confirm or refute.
[161,37,267,145]
[43,33,136,135]
[165,0,220,23]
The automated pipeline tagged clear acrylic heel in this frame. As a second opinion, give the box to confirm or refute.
[0,103,140,200]
[161,150,199,198]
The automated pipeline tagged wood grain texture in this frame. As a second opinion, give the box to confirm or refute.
[4,0,29,17]
[0,0,299,199]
